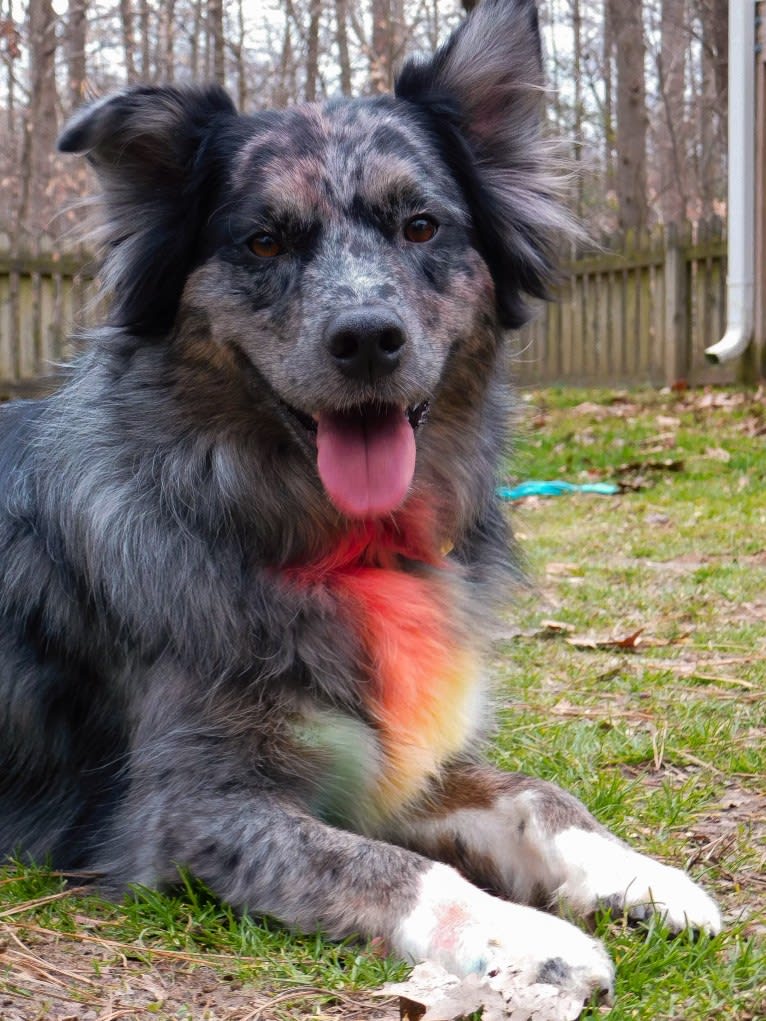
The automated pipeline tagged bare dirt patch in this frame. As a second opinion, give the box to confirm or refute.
[0,924,396,1021]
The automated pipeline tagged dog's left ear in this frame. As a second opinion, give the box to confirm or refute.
[59,84,238,336]
[395,0,567,328]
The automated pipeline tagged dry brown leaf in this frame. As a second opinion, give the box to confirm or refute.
[545,563,581,576]
[703,446,732,462]
[538,620,576,636]
[616,458,684,474]
[380,962,594,1021]
[567,629,644,651]
[644,512,670,525]
[640,432,677,451]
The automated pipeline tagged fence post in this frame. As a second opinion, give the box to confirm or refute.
[663,222,690,385]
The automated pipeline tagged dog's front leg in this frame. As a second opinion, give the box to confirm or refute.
[393,763,721,935]
[98,766,613,1002]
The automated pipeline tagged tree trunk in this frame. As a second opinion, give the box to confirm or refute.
[708,0,728,139]
[119,0,137,82]
[2,0,21,140]
[139,0,150,80]
[65,0,87,111]
[335,0,352,96]
[571,0,584,217]
[305,0,321,100]
[608,0,649,229]
[370,0,392,93]
[272,19,294,107]
[657,0,687,222]
[189,0,202,79]
[235,0,247,109]
[208,0,225,87]
[17,0,58,237]
[158,0,176,80]
[698,0,727,212]
[602,0,615,194]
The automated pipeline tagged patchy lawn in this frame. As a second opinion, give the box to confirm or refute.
[2,386,765,1020]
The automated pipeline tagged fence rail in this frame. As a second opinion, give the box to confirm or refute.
[0,219,732,395]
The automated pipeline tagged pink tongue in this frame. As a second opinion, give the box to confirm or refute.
[316,406,416,518]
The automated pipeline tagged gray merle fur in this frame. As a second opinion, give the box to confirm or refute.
[0,0,596,953]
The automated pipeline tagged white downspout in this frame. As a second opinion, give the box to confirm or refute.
[705,0,756,364]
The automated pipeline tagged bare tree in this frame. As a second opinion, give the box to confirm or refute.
[698,0,727,215]
[571,0,584,216]
[655,0,688,221]
[65,0,87,111]
[0,0,733,237]
[208,0,225,85]
[608,0,649,228]
[231,0,248,109]
[335,0,352,95]
[1,0,22,138]
[272,17,296,107]
[602,0,615,194]
[119,0,138,82]
[370,0,396,92]
[17,0,58,236]
[157,0,176,80]
[305,0,322,100]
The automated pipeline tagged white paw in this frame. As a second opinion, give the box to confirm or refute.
[393,864,614,1003]
[554,828,722,935]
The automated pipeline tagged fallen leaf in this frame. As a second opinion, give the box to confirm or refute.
[572,401,608,418]
[703,446,731,462]
[644,513,670,525]
[616,458,684,474]
[539,620,576,636]
[640,432,677,451]
[567,629,644,651]
[616,477,648,492]
[741,416,766,437]
[545,563,581,576]
[380,962,591,1021]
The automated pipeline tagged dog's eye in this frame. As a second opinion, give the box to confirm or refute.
[249,233,284,258]
[404,216,438,243]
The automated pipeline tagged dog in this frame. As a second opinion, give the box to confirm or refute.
[0,0,720,1006]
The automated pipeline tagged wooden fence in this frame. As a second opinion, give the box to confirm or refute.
[511,218,733,387]
[0,219,732,394]
[0,233,96,396]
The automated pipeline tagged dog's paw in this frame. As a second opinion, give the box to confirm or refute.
[554,828,722,935]
[394,864,614,1004]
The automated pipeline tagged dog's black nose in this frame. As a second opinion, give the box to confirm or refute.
[325,308,407,382]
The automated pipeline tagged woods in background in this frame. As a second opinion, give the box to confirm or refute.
[1,0,728,241]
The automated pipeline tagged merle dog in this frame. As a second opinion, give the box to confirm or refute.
[0,0,719,1006]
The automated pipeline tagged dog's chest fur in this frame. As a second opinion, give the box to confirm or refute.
[282,517,485,827]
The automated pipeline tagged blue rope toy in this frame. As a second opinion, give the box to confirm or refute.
[496,480,619,500]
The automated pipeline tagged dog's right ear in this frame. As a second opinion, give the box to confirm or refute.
[396,0,570,329]
[59,84,238,336]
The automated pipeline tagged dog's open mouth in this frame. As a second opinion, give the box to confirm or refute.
[291,402,429,519]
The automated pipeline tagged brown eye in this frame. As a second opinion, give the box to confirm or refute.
[404,216,438,243]
[249,233,283,258]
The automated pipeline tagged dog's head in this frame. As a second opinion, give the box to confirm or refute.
[60,0,564,526]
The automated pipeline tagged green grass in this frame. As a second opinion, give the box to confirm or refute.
[2,386,765,1019]
[493,386,766,1019]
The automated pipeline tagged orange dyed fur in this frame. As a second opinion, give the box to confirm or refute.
[285,507,483,816]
